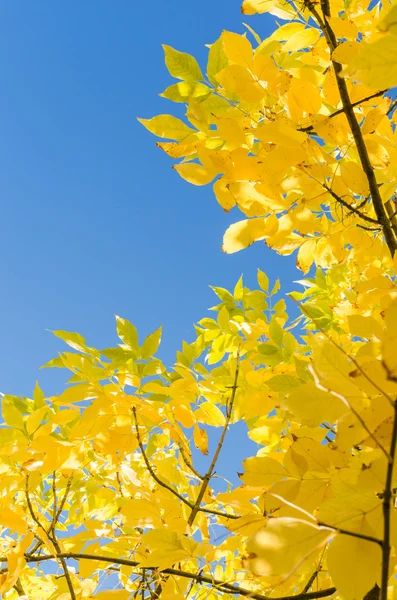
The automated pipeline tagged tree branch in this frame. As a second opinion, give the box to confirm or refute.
[15,552,337,600]
[381,401,397,600]
[317,522,383,546]
[324,185,380,225]
[304,0,397,256]
[299,89,388,133]
[25,475,77,600]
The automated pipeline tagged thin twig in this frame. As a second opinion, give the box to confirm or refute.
[387,99,397,116]
[299,89,388,133]
[324,185,380,225]
[178,442,205,480]
[317,522,383,546]
[133,407,194,509]
[132,407,238,520]
[188,347,240,527]
[25,475,77,600]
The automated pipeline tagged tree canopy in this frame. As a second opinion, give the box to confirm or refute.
[2,0,397,599]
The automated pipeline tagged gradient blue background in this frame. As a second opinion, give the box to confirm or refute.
[0,1,299,402]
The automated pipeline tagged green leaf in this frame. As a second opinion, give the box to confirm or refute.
[115,316,138,349]
[160,81,211,103]
[138,115,195,140]
[258,343,278,355]
[163,45,204,81]
[207,36,228,86]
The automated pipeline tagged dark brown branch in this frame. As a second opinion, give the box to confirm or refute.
[313,2,397,255]
[385,199,397,240]
[324,185,380,225]
[381,402,397,600]
[301,568,321,594]
[299,90,388,133]
[13,578,26,597]
[188,347,240,527]
[53,475,73,526]
[15,552,337,600]
[356,224,382,232]
[317,522,383,546]
[387,99,397,116]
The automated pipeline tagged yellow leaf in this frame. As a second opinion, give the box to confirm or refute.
[296,239,317,274]
[173,162,218,186]
[222,216,278,253]
[222,31,253,68]
[2,401,24,430]
[242,0,297,18]
[26,406,49,434]
[207,35,228,85]
[120,498,163,529]
[138,115,195,140]
[0,532,33,595]
[345,36,397,88]
[162,45,203,81]
[140,529,205,570]
[327,16,358,40]
[340,161,370,196]
[247,518,331,576]
[327,534,381,600]
[288,77,322,117]
[332,41,361,64]
[283,382,346,427]
[282,27,321,52]
[241,456,286,486]
[194,402,225,427]
[0,508,27,534]
[227,513,268,536]
[216,65,265,103]
[347,314,384,341]
[193,423,209,455]
[213,178,236,212]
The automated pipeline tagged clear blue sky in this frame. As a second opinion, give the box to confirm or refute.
[0,0,300,399]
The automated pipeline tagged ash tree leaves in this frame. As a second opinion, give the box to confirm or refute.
[3,273,397,599]
[3,0,397,598]
[162,45,204,82]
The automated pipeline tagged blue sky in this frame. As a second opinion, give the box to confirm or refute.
[0,0,300,400]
